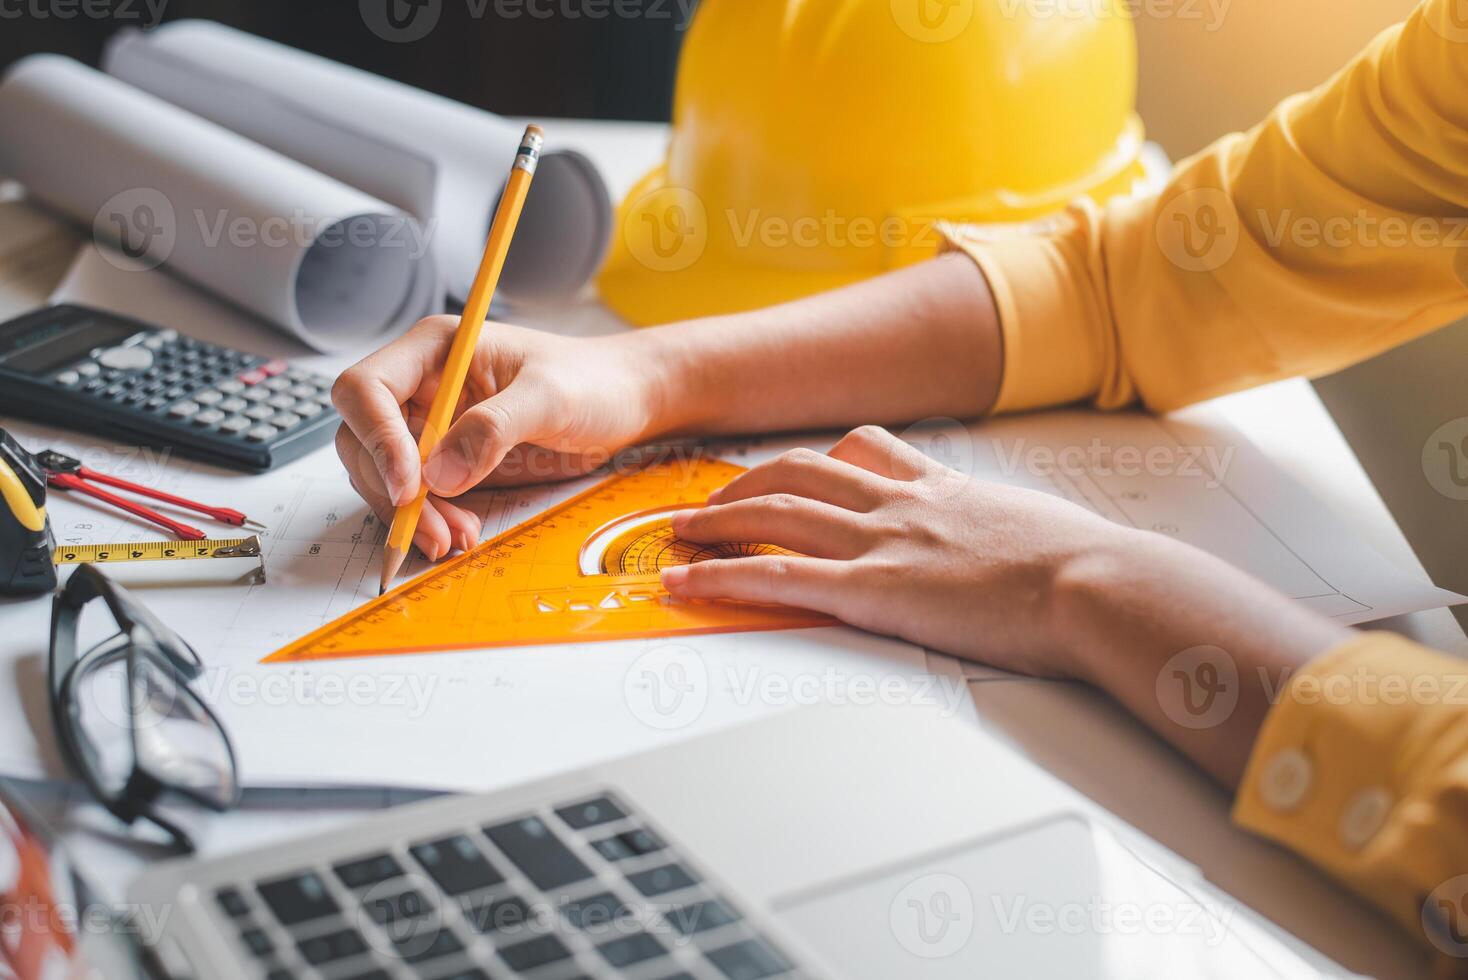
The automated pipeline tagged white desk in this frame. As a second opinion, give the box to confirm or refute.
[8,120,1456,979]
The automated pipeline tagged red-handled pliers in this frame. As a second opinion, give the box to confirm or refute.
[34,449,268,542]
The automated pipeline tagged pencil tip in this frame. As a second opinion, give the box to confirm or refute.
[379,546,406,597]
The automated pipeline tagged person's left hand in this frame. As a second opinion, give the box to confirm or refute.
[661,426,1130,678]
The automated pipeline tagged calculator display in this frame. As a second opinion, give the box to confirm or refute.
[0,315,134,375]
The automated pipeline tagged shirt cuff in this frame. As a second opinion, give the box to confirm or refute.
[939,215,1111,414]
[1233,632,1468,952]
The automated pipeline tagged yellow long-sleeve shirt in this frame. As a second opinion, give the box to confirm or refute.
[947,0,1468,961]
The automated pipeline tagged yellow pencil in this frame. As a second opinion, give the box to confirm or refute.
[380,124,544,595]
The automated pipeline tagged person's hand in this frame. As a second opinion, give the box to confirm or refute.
[661,425,1133,677]
[332,316,667,560]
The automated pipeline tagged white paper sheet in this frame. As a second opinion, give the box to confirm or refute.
[105,20,612,304]
[0,248,1459,791]
[0,56,440,352]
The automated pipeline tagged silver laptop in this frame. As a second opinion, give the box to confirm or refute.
[129,702,1321,980]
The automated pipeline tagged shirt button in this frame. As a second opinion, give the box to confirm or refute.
[1339,787,1393,851]
[1258,749,1313,812]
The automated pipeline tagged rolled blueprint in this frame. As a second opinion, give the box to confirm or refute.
[105,20,613,304]
[0,56,439,353]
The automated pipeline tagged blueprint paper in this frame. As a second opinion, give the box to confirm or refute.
[0,56,439,352]
[0,250,1458,790]
[105,20,612,304]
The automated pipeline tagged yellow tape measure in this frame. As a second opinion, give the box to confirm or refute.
[264,458,833,664]
[52,535,265,587]
[53,536,263,565]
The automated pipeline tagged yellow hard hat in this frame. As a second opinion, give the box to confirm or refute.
[599,0,1148,327]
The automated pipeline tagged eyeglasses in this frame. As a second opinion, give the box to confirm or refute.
[48,564,240,852]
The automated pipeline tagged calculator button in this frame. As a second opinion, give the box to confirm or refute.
[220,416,251,434]
[220,397,248,413]
[288,384,317,400]
[217,380,245,395]
[270,413,301,430]
[104,384,127,399]
[239,369,267,386]
[55,371,80,386]
[245,425,279,443]
[264,377,292,392]
[242,388,270,403]
[194,390,223,406]
[156,329,178,342]
[262,360,288,377]
[169,402,200,418]
[293,401,325,419]
[99,346,155,372]
[245,405,275,421]
[195,409,226,427]
[143,336,165,350]
[145,397,167,411]
[76,362,101,378]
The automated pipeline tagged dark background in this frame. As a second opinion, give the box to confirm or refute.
[0,0,689,120]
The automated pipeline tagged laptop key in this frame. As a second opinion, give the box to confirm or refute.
[705,938,792,980]
[593,828,665,862]
[591,835,635,862]
[297,927,369,966]
[333,853,405,890]
[498,933,572,972]
[621,827,665,856]
[627,863,699,897]
[257,871,340,926]
[463,893,534,934]
[555,796,627,830]
[410,835,505,895]
[240,928,274,957]
[395,928,464,964]
[485,816,593,890]
[215,887,250,918]
[598,931,669,968]
[364,888,435,927]
[666,898,740,935]
[562,891,631,931]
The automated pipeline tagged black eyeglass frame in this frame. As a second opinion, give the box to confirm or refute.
[48,564,241,852]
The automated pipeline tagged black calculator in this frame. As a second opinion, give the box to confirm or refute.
[0,304,341,472]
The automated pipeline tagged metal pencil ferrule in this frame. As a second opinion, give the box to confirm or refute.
[515,130,544,175]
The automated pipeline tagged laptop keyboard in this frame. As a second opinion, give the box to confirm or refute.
[209,793,800,980]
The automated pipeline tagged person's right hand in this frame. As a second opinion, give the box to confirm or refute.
[332,316,667,561]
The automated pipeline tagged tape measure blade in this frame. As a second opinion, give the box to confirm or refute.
[52,536,259,565]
